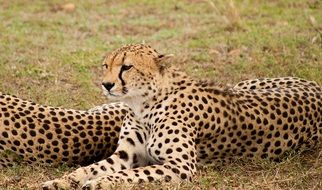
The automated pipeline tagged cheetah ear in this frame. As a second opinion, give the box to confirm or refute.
[155,54,174,63]
[154,54,174,72]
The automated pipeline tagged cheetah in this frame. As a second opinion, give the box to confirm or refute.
[0,93,128,167]
[43,44,322,190]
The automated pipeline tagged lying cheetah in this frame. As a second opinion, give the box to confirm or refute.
[0,93,128,167]
[43,44,322,190]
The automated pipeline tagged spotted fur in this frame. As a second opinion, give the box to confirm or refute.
[43,44,322,190]
[234,77,321,90]
[0,93,129,167]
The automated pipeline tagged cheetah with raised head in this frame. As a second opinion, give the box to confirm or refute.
[43,44,322,190]
[0,93,128,167]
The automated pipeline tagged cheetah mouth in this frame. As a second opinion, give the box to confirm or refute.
[108,92,118,97]
[105,90,118,97]
[102,89,118,98]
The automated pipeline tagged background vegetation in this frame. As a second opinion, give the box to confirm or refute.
[0,0,321,189]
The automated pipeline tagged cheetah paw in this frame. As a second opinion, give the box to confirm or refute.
[81,180,98,190]
[42,179,70,190]
[82,178,113,190]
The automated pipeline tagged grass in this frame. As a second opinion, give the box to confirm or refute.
[0,0,321,189]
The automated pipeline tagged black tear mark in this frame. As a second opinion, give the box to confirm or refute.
[118,69,126,86]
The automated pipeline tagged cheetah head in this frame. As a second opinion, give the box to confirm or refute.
[101,44,173,102]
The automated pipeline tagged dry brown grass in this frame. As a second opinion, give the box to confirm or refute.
[1,147,322,189]
[0,0,321,189]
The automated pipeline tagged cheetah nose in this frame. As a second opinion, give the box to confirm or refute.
[102,82,115,91]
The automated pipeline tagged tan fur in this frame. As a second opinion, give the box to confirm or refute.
[0,94,128,167]
[43,44,322,190]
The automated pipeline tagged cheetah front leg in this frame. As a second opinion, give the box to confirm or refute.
[82,164,186,190]
[42,112,149,190]
[82,118,197,190]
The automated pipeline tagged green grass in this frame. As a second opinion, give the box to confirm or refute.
[0,0,321,189]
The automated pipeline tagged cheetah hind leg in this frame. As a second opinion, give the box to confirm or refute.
[0,150,23,168]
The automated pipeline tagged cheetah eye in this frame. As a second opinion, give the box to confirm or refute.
[121,65,133,71]
[102,64,108,69]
